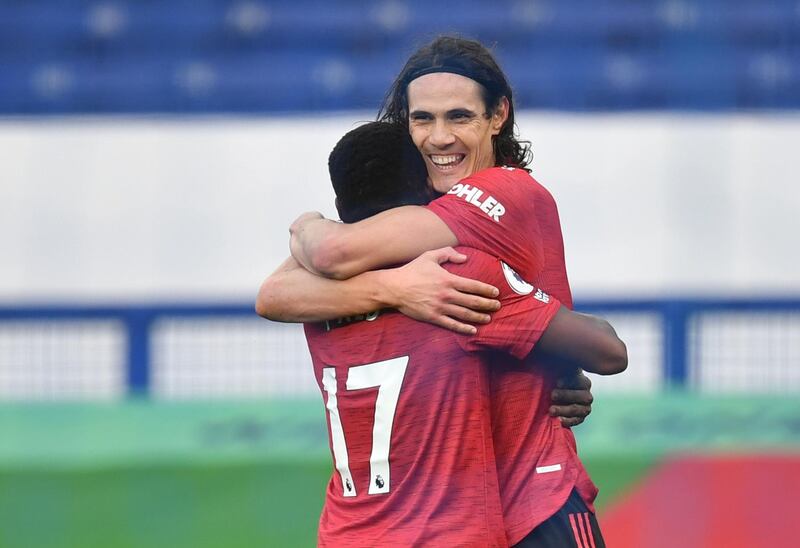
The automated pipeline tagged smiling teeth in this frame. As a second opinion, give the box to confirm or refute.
[430,155,462,166]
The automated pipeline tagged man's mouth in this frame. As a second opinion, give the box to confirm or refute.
[429,154,465,171]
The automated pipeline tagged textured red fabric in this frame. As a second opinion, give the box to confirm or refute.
[306,248,559,547]
[429,166,598,544]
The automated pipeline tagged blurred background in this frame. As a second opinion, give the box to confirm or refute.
[1,1,799,547]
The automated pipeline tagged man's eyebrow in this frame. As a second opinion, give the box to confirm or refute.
[409,107,478,118]
[447,108,477,117]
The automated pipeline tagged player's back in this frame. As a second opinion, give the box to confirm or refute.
[304,250,509,547]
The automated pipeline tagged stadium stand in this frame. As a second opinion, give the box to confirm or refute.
[0,1,798,113]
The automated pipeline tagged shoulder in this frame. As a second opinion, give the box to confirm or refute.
[305,309,439,355]
[463,166,552,197]
[471,166,532,185]
[445,247,545,302]
[442,246,504,287]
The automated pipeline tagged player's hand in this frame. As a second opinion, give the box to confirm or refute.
[549,370,593,427]
[386,247,501,335]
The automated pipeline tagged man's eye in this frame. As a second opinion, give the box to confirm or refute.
[410,114,432,122]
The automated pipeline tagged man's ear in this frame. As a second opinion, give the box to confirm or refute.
[492,97,510,135]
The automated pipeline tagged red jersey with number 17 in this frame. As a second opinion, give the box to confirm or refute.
[304,247,561,547]
[427,167,599,545]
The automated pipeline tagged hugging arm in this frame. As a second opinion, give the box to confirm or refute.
[256,256,392,323]
[452,255,625,427]
[289,207,457,280]
[258,254,599,426]
[533,308,628,376]
[256,248,501,334]
[531,307,626,425]
[533,308,627,425]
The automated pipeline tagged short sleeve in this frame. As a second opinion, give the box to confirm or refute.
[444,247,561,360]
[426,167,544,282]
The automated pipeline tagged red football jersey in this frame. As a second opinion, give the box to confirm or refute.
[428,166,598,544]
[305,247,561,547]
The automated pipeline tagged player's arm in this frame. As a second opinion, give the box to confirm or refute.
[532,310,626,426]
[256,256,389,322]
[464,295,626,377]
[532,308,628,376]
[289,207,457,280]
[256,249,500,334]
[468,300,621,426]
[456,255,626,376]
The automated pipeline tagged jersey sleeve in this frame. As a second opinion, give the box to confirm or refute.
[426,167,544,282]
[445,247,561,360]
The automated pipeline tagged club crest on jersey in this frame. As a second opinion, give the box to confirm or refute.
[446,183,505,222]
[500,262,550,303]
[501,262,534,295]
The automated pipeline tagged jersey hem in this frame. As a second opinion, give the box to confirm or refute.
[504,478,578,546]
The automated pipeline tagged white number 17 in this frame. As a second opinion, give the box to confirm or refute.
[321,356,409,497]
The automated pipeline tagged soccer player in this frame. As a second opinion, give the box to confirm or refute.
[257,121,625,546]
[283,37,612,547]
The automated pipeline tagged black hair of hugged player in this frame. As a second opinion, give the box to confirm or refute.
[329,122,433,224]
[378,35,532,171]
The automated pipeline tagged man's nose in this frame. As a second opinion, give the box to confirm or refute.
[429,119,455,148]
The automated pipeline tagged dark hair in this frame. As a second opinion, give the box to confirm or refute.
[329,122,432,223]
[378,35,532,170]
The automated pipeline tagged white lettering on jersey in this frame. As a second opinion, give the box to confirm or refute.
[324,310,382,331]
[447,183,505,222]
[322,357,409,496]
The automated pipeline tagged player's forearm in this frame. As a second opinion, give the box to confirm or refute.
[575,313,628,375]
[289,207,458,281]
[256,258,398,322]
[533,309,628,376]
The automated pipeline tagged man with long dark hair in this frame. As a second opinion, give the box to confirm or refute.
[379,35,532,173]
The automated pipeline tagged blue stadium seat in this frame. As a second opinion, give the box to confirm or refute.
[0,0,798,113]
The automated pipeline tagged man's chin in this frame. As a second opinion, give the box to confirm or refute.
[431,171,464,193]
